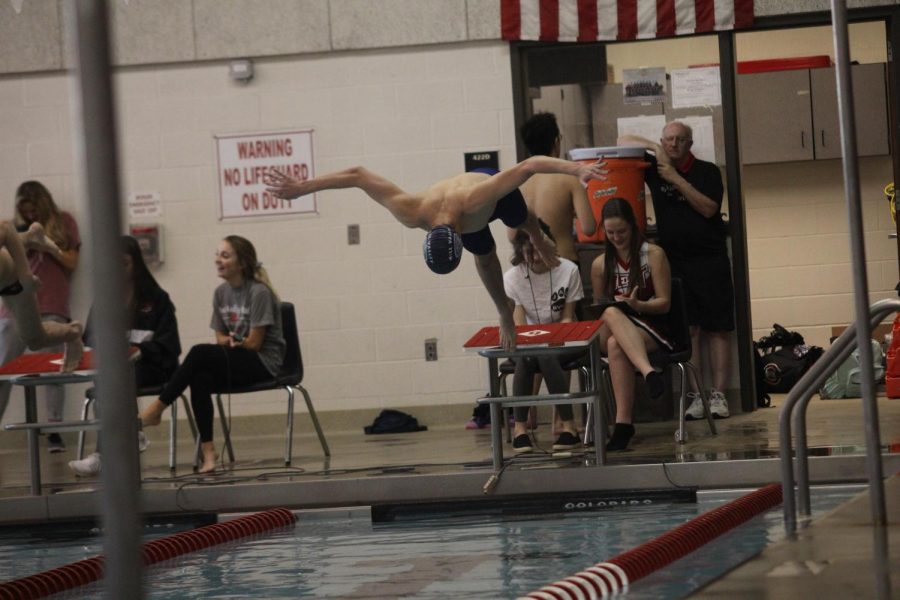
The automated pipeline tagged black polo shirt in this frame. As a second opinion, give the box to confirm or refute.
[644,152,727,258]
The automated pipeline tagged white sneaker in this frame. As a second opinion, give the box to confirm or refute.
[138,431,149,453]
[69,452,101,476]
[684,392,704,420]
[709,390,730,419]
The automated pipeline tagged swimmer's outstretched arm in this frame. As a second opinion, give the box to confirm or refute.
[473,250,517,351]
[264,167,425,228]
[463,155,607,217]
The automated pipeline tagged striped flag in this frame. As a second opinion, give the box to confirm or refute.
[501,0,754,42]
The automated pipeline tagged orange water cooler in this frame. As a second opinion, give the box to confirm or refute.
[569,146,650,242]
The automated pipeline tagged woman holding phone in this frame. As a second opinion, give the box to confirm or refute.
[590,198,672,451]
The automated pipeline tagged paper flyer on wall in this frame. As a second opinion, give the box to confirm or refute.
[670,67,722,108]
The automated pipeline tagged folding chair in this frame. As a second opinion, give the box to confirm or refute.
[595,278,717,443]
[77,385,194,471]
[214,301,329,466]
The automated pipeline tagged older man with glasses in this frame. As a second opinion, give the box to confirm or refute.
[618,120,734,421]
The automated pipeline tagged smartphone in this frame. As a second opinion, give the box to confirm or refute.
[232,333,244,343]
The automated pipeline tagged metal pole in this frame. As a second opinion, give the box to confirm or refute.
[779,394,798,533]
[718,32,756,414]
[590,338,606,465]
[487,356,502,471]
[829,0,887,528]
[24,389,40,495]
[70,1,143,598]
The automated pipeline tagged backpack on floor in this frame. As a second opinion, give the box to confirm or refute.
[820,339,885,399]
[364,409,428,434]
[755,324,824,396]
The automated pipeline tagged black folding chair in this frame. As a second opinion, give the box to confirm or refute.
[213,302,329,466]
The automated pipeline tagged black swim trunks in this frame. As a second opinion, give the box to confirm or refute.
[460,168,528,255]
[0,281,24,296]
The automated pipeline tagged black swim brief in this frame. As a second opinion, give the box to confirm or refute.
[460,168,528,255]
[0,281,24,296]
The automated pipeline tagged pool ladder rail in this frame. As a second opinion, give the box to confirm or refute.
[778,298,898,533]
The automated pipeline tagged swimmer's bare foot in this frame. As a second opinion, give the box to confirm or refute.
[197,442,217,474]
[61,323,84,372]
[139,398,166,428]
[23,223,60,256]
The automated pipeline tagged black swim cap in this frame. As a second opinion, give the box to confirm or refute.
[423,225,463,274]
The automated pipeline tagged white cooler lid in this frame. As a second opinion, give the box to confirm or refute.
[568,146,646,160]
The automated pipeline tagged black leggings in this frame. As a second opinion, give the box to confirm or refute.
[512,355,574,423]
[159,343,272,442]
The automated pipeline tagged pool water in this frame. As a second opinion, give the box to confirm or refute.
[0,486,861,599]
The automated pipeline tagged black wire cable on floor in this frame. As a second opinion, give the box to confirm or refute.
[659,459,694,490]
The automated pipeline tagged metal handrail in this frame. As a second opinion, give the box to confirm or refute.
[779,299,899,532]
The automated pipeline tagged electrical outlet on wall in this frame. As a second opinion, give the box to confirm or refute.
[425,338,438,361]
[347,224,360,245]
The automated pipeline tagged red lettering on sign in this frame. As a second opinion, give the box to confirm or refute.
[236,139,294,160]
[223,168,240,186]
[242,193,259,211]
[261,193,293,210]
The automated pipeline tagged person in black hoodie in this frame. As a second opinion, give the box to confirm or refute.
[69,235,181,476]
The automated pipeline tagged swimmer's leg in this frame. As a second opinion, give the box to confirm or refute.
[0,221,35,293]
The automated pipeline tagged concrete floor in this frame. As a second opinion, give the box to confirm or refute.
[0,394,898,597]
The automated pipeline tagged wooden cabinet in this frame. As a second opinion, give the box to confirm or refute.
[737,63,889,164]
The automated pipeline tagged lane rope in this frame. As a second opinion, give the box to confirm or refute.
[0,507,296,600]
[518,483,783,599]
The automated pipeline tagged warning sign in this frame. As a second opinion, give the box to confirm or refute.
[215,129,316,220]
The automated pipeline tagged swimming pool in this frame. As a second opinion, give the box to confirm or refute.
[0,485,862,598]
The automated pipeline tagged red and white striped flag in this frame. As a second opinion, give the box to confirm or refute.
[501,0,754,42]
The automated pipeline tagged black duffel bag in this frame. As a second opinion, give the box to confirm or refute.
[754,324,824,403]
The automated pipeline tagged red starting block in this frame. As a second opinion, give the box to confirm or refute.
[463,320,602,351]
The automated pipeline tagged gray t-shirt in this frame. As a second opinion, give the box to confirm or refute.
[210,280,285,376]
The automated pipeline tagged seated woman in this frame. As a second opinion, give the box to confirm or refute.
[69,236,181,476]
[139,235,285,474]
[503,221,584,454]
[590,198,672,452]
[0,220,83,372]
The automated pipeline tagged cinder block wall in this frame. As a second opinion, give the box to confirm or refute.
[0,41,518,423]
